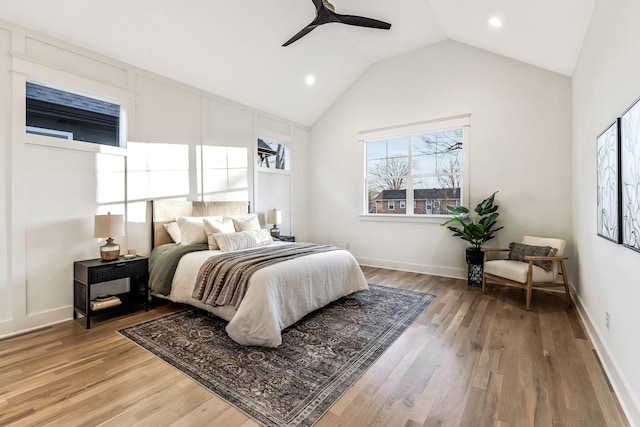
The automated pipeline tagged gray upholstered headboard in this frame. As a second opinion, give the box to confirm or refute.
[148,200,249,248]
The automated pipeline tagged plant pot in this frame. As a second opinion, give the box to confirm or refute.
[465,247,484,287]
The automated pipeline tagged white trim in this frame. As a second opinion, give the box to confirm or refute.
[25,132,127,156]
[361,115,470,217]
[358,213,450,224]
[572,290,640,427]
[17,58,133,153]
[13,55,135,103]
[0,308,70,340]
[25,126,72,139]
[253,121,295,233]
[255,127,294,144]
[257,136,291,173]
[358,113,471,141]
[357,256,466,279]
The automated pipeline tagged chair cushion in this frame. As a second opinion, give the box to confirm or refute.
[508,242,557,271]
[484,259,556,284]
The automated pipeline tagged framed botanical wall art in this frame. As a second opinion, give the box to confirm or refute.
[621,97,640,252]
[596,119,621,243]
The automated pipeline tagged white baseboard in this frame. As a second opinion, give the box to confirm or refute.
[355,259,637,426]
[0,306,71,340]
[572,289,639,427]
[356,256,466,280]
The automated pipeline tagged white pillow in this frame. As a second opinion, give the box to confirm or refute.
[230,214,261,232]
[176,215,223,246]
[251,229,274,247]
[163,222,182,244]
[203,217,236,250]
[215,229,273,252]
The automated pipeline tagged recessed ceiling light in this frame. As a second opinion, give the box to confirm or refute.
[306,75,316,86]
[489,17,503,28]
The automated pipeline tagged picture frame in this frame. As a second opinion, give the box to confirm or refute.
[621,97,640,252]
[596,119,621,243]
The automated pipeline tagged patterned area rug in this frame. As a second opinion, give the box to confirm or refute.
[119,285,435,427]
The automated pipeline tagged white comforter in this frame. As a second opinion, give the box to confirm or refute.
[166,245,368,347]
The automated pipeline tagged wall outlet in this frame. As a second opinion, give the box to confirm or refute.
[606,312,610,330]
[346,242,350,250]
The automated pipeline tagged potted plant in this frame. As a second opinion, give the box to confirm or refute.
[441,191,503,287]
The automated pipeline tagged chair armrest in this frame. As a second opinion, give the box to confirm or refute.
[524,255,568,261]
[482,247,509,262]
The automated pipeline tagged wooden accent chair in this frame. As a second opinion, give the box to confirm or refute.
[482,236,571,310]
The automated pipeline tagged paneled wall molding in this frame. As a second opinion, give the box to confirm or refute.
[255,114,295,138]
[7,54,29,337]
[11,55,135,103]
[0,18,307,130]
[0,27,12,325]
[0,18,311,339]
[24,36,129,87]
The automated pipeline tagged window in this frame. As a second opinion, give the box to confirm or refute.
[127,142,190,201]
[257,138,289,170]
[362,115,469,216]
[199,145,249,201]
[26,81,123,147]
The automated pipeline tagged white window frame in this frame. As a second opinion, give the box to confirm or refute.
[25,77,129,153]
[12,56,134,156]
[257,137,291,172]
[358,114,470,223]
[25,126,73,140]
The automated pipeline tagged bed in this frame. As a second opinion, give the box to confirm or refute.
[147,200,368,348]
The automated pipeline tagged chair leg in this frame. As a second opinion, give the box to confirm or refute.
[482,273,486,294]
[525,263,533,311]
[560,260,572,306]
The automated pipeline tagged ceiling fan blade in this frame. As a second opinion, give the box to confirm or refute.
[282,1,391,46]
[282,25,318,47]
[336,14,391,30]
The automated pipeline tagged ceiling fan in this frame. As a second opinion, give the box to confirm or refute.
[283,0,391,47]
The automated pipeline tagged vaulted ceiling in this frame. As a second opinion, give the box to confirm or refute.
[0,0,596,127]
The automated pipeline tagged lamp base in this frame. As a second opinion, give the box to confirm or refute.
[270,225,280,238]
[100,238,120,261]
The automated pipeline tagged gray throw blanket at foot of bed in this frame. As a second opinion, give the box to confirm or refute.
[192,243,338,309]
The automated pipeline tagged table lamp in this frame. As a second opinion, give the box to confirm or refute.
[94,212,124,261]
[267,208,282,238]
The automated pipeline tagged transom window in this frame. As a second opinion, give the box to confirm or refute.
[362,116,469,216]
[257,138,289,170]
[26,81,123,147]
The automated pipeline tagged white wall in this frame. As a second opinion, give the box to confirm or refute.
[572,0,640,424]
[309,40,572,278]
[0,20,309,338]
[0,28,11,322]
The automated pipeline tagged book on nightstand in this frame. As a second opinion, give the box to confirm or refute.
[90,295,121,311]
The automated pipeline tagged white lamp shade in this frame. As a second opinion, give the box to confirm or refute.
[94,213,124,238]
[267,209,282,225]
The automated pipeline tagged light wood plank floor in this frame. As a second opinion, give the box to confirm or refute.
[0,267,628,426]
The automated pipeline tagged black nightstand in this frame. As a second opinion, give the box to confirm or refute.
[73,256,149,329]
[275,235,295,242]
